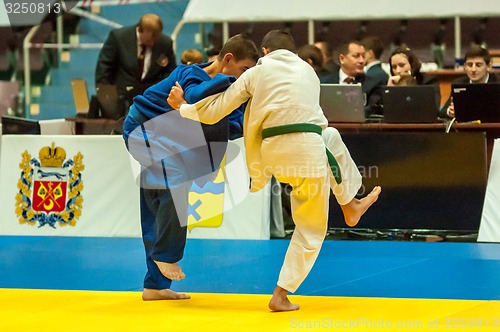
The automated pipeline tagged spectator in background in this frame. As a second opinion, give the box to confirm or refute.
[95,13,176,110]
[386,47,441,115]
[361,36,389,84]
[205,46,221,62]
[360,36,389,116]
[330,40,383,117]
[180,49,204,65]
[440,46,499,119]
[314,40,340,75]
[387,47,438,86]
[331,40,366,84]
[297,44,335,83]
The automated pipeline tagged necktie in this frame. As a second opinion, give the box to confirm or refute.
[344,77,354,84]
[137,44,146,79]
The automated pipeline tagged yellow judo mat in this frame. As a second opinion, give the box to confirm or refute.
[1,289,499,331]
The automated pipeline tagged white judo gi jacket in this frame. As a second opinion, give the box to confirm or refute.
[179,49,329,192]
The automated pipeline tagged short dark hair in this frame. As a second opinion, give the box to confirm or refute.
[217,34,259,62]
[206,46,221,58]
[315,41,333,57]
[360,36,385,59]
[260,30,296,53]
[464,46,491,65]
[337,40,364,59]
[297,44,323,68]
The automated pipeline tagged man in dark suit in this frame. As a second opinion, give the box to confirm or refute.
[95,14,177,114]
[314,40,340,75]
[330,40,365,85]
[330,40,384,117]
[440,46,499,119]
[361,36,389,116]
[297,44,336,83]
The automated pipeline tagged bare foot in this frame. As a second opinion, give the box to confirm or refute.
[341,186,381,227]
[268,286,299,312]
[142,288,191,301]
[154,260,186,281]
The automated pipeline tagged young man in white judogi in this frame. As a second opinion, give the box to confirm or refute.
[168,30,381,311]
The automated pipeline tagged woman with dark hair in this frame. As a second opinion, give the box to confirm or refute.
[387,47,439,86]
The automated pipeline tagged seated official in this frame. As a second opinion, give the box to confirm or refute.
[314,40,340,76]
[366,47,440,117]
[361,36,389,116]
[384,47,441,114]
[387,47,439,87]
[297,44,336,83]
[439,46,499,119]
[328,40,384,116]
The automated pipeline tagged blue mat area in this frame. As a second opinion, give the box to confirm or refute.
[1,236,500,301]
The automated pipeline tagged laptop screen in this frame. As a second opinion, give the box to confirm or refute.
[1,116,41,135]
[452,83,500,123]
[96,84,126,120]
[382,85,439,123]
[319,84,366,123]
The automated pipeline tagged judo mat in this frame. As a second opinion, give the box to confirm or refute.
[1,236,499,331]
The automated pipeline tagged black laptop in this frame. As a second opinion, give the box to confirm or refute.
[1,115,41,134]
[96,84,126,120]
[452,83,500,123]
[382,85,439,123]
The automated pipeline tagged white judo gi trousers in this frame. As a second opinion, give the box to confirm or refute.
[275,126,362,292]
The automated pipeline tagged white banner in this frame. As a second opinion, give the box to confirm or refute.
[182,0,500,22]
[478,139,500,242]
[0,135,141,237]
[0,135,270,239]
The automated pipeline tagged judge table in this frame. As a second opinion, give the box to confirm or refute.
[327,121,500,235]
[428,69,500,106]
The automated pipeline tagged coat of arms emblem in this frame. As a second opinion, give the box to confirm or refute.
[15,142,85,228]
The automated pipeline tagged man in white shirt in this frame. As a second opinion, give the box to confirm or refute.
[361,36,389,116]
[440,46,498,118]
[95,14,176,114]
[332,40,366,85]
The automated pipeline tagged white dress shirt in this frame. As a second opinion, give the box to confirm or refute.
[136,28,152,80]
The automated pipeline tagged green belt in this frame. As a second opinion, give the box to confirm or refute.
[261,123,342,184]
